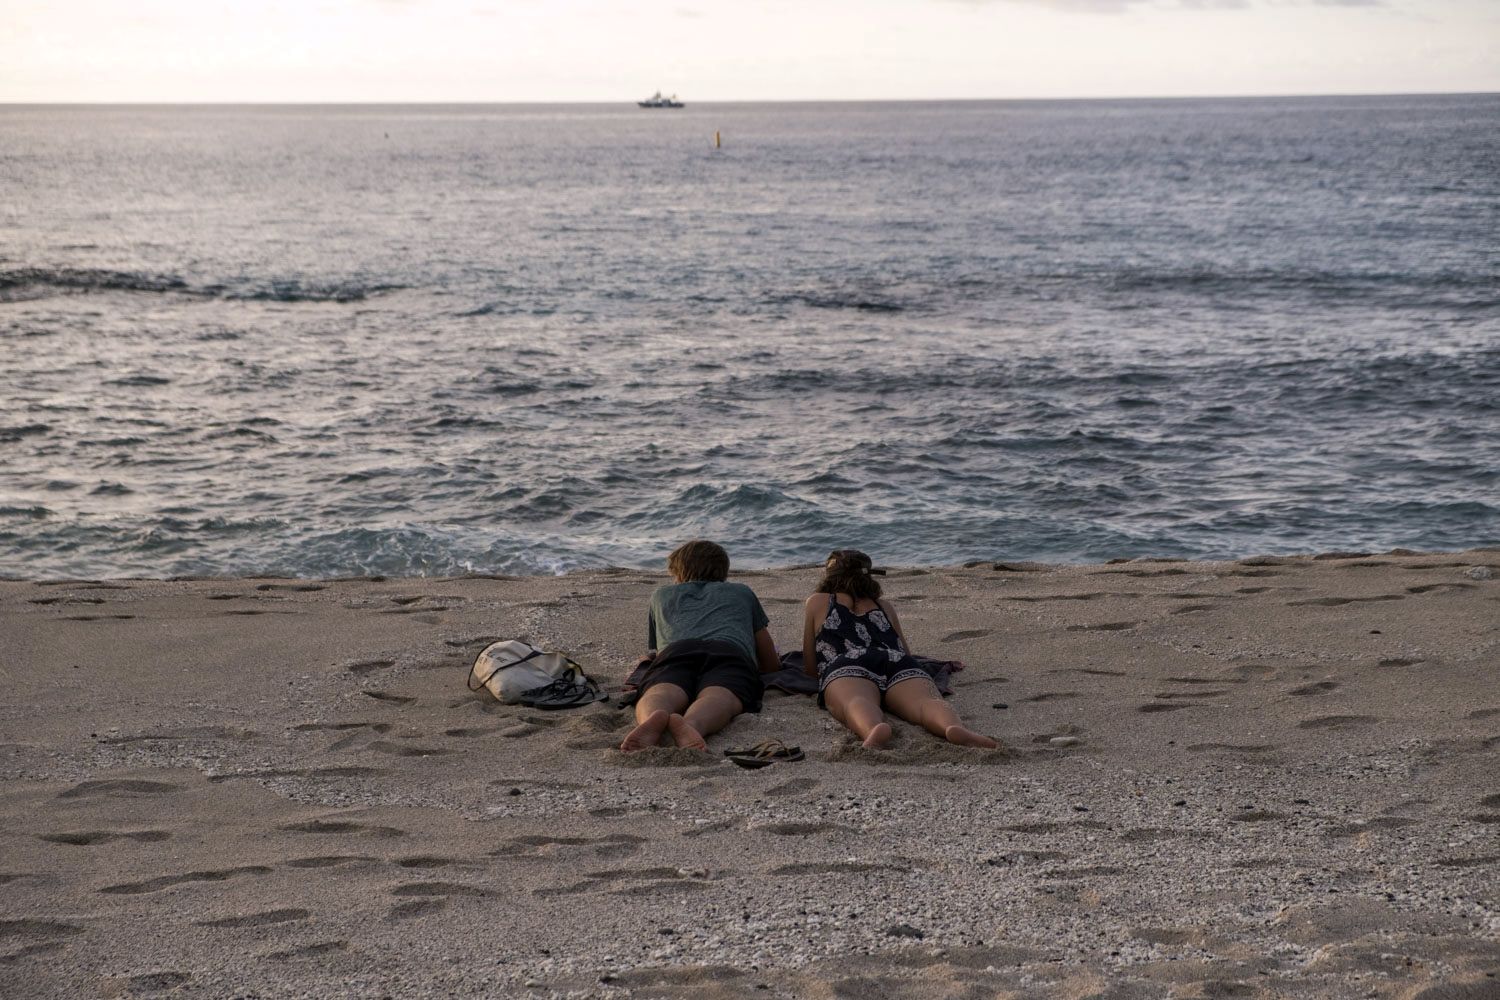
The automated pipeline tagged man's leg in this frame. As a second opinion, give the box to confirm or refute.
[667,686,744,751]
[823,676,891,749]
[621,682,690,752]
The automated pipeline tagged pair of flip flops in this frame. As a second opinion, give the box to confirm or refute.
[723,740,805,769]
[518,676,605,710]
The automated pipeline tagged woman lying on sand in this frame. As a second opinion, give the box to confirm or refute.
[804,550,997,750]
[621,540,781,752]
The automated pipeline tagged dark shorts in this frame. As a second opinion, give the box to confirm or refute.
[638,639,764,714]
[818,651,931,708]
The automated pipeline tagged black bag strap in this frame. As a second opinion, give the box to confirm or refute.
[467,645,545,692]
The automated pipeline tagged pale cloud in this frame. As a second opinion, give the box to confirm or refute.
[952,0,1381,9]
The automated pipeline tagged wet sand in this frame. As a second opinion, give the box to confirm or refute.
[2,550,1498,998]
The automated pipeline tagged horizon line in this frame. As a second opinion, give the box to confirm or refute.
[3,89,1498,108]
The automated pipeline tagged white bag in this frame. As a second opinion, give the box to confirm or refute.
[467,639,584,704]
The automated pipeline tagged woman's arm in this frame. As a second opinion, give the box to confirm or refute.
[881,600,911,655]
[753,628,780,674]
[802,595,821,678]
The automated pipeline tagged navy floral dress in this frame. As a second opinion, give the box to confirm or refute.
[815,594,929,700]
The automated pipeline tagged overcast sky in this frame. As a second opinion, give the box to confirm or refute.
[3,0,1496,102]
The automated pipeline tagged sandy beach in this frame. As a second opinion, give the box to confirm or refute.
[2,549,1497,998]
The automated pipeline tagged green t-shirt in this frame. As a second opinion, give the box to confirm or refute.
[648,581,770,666]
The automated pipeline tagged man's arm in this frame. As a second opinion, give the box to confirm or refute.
[753,627,780,674]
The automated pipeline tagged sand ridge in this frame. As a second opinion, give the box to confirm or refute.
[1,550,1498,997]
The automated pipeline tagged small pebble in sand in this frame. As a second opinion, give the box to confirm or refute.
[884,923,924,939]
[1049,736,1080,748]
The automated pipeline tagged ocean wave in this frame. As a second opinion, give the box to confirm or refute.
[0,267,401,304]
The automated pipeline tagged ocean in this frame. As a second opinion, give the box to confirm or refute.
[2,96,1497,578]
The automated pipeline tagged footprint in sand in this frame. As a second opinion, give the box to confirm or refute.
[1286,595,1405,607]
[1066,621,1138,632]
[755,821,851,836]
[1467,709,1500,720]
[1171,605,1216,614]
[769,861,910,876]
[58,779,182,800]
[1186,743,1278,755]
[283,855,377,869]
[1138,703,1195,713]
[1297,715,1377,729]
[63,614,135,621]
[1288,681,1340,696]
[0,918,83,941]
[1165,676,1246,685]
[1120,828,1216,843]
[443,726,504,738]
[1434,855,1500,868]
[387,900,446,920]
[493,833,646,857]
[1480,794,1500,808]
[940,629,993,643]
[1151,690,1230,699]
[390,882,489,898]
[766,777,820,796]
[365,740,455,757]
[1406,583,1477,594]
[1378,658,1424,667]
[197,908,309,928]
[1023,692,1080,702]
[278,820,406,838]
[292,721,391,733]
[38,830,170,845]
[1230,810,1285,823]
[997,820,1107,834]
[127,971,192,992]
[1325,817,1419,837]
[346,660,395,676]
[362,691,416,706]
[396,856,461,869]
[208,766,386,783]
[266,941,349,961]
[100,866,272,895]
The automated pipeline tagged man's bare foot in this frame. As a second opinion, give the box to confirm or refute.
[944,724,998,749]
[620,709,670,752]
[861,722,893,749]
[666,714,708,751]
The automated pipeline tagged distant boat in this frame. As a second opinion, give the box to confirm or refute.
[638,91,684,109]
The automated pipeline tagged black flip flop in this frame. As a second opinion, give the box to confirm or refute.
[519,677,605,710]
[723,740,805,769]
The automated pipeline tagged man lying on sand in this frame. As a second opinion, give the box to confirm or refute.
[804,549,997,750]
[620,540,781,752]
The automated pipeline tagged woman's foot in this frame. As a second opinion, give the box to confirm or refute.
[861,722,893,749]
[620,709,670,752]
[666,713,708,751]
[944,724,997,749]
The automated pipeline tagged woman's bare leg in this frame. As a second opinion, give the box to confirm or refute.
[823,676,891,749]
[885,677,997,748]
[621,683,690,751]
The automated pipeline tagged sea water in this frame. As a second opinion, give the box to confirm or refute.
[1,96,1497,577]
